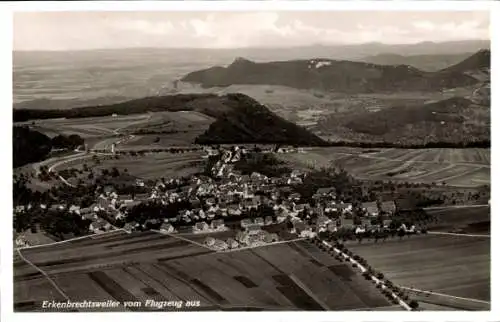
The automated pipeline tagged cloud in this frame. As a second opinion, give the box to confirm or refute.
[412,21,435,31]
[13,11,490,50]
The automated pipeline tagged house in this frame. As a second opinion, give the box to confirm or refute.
[290,170,303,178]
[288,193,301,201]
[123,222,137,232]
[275,208,288,223]
[336,203,353,213]
[315,215,330,228]
[228,204,242,216]
[264,233,279,243]
[204,237,216,247]
[339,217,354,229]
[226,238,239,249]
[194,221,210,232]
[211,219,225,231]
[68,205,81,214]
[160,222,175,233]
[294,203,309,213]
[355,226,366,234]
[382,219,392,228]
[361,217,372,228]
[246,224,262,235]
[327,222,338,232]
[103,185,116,196]
[254,217,265,226]
[264,216,273,226]
[362,202,379,216]
[213,239,228,251]
[240,218,253,229]
[380,201,397,215]
[205,197,216,206]
[314,187,336,200]
[235,231,248,244]
[90,219,111,234]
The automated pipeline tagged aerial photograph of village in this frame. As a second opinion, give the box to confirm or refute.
[12,9,490,312]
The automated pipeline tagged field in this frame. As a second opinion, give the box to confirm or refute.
[280,147,490,187]
[349,234,490,305]
[57,151,205,182]
[14,232,394,311]
[425,206,490,233]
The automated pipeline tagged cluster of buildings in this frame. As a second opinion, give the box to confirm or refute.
[14,145,410,247]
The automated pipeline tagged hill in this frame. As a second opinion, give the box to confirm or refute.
[358,52,474,72]
[181,56,480,93]
[316,97,490,146]
[13,93,326,146]
[13,126,52,168]
[440,49,490,74]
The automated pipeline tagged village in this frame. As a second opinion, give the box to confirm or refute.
[15,145,422,251]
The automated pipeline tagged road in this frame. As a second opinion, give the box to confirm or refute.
[423,204,489,210]
[427,231,490,238]
[16,248,71,302]
[399,286,490,305]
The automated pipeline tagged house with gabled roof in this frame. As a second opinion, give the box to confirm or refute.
[226,238,239,249]
[254,217,265,226]
[264,216,274,226]
[204,237,216,247]
[211,219,225,231]
[381,200,396,215]
[362,202,379,216]
[240,218,253,229]
[160,222,175,233]
[194,221,209,232]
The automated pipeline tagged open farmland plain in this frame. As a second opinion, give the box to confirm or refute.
[280,147,490,187]
[14,232,395,311]
[349,234,490,308]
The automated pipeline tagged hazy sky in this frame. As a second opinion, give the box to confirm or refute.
[14,11,489,51]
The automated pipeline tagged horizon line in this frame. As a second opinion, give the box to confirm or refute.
[12,38,490,53]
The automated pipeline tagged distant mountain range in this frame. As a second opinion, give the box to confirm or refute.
[14,39,489,63]
[13,93,326,146]
[182,50,488,93]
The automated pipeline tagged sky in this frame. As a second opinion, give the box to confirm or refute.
[13,11,490,51]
